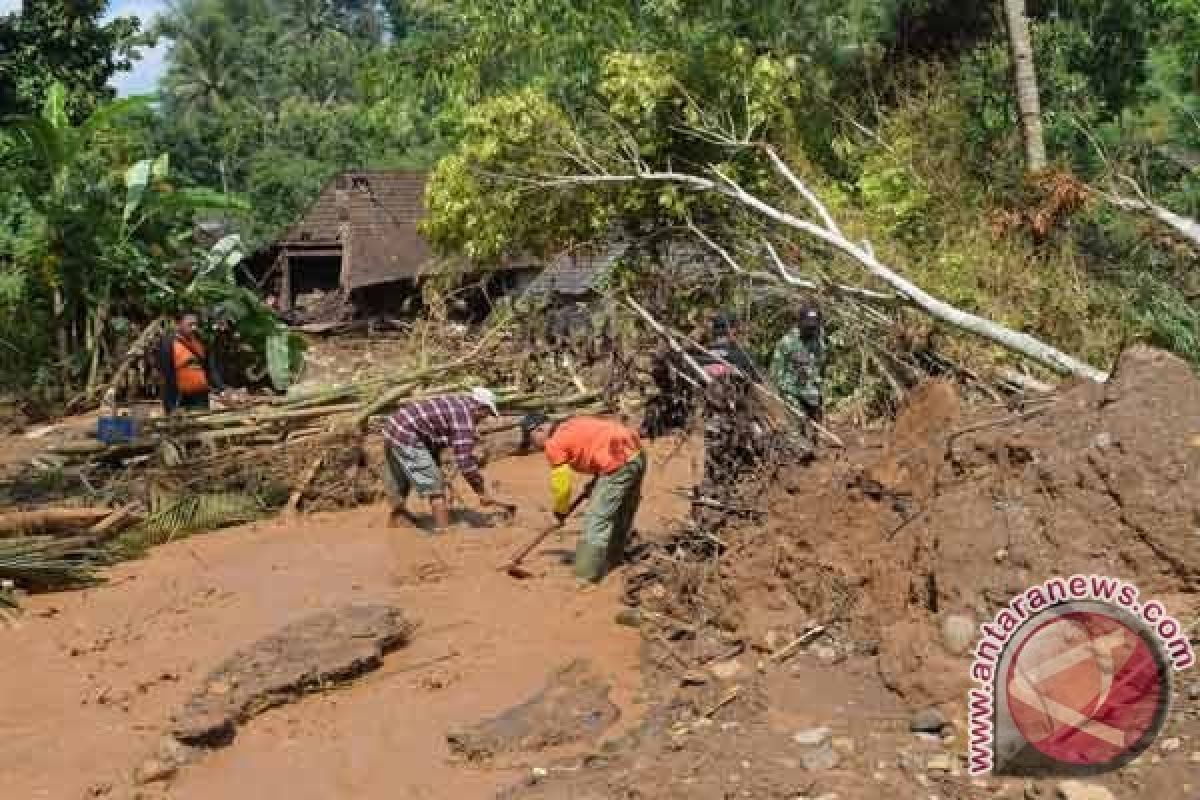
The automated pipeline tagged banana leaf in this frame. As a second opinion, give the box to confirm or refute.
[267,332,292,391]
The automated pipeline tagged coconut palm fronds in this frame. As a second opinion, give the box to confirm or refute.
[138,490,266,544]
[0,535,104,589]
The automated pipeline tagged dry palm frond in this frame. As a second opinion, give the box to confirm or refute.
[0,535,104,589]
[138,490,265,544]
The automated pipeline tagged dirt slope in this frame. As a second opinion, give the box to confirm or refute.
[738,345,1200,707]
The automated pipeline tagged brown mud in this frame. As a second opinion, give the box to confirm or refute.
[0,440,690,800]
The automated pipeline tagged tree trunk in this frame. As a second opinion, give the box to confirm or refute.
[1003,0,1047,172]
[53,287,70,390]
[84,298,110,395]
[1103,190,1200,251]
[0,508,115,538]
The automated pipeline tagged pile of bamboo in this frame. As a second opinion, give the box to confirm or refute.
[0,346,610,599]
[44,354,604,469]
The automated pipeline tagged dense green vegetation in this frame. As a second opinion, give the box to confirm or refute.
[1,0,1198,399]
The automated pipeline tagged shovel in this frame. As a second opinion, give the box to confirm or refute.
[499,477,598,578]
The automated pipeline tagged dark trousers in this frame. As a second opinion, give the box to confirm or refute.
[164,391,210,414]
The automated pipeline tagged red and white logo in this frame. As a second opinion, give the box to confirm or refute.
[983,600,1175,776]
[1004,608,1169,769]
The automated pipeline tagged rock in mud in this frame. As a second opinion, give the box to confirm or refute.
[813,645,843,665]
[709,659,743,680]
[155,735,199,768]
[132,758,176,785]
[910,707,948,734]
[799,741,840,771]
[171,604,412,747]
[792,727,832,747]
[940,614,976,656]
[1055,781,1115,800]
[446,660,619,761]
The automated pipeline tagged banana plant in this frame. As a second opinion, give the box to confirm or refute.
[3,83,152,386]
[4,82,253,397]
[4,83,150,214]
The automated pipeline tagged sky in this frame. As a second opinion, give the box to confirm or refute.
[106,0,171,96]
[0,0,171,96]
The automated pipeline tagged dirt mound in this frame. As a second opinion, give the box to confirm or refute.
[447,660,620,762]
[718,346,1200,708]
[172,604,413,746]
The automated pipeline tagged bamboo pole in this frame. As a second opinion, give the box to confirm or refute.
[0,508,114,538]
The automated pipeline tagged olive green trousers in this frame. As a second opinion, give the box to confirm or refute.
[575,451,646,583]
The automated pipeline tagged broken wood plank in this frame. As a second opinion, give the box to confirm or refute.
[286,455,326,514]
[87,505,144,541]
[702,685,741,718]
[769,625,828,663]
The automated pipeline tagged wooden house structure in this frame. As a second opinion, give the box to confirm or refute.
[267,171,536,319]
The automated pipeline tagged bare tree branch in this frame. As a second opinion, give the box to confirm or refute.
[1096,176,1200,251]
[623,295,712,385]
[687,220,744,274]
[763,146,843,235]
[761,239,899,304]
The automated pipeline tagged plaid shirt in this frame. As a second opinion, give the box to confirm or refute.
[384,395,483,485]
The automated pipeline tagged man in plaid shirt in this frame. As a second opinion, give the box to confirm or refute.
[383,387,507,532]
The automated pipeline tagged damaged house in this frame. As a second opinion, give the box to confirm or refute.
[520,236,725,358]
[262,171,537,323]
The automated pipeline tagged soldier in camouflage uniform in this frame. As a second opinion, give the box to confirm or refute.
[770,302,825,423]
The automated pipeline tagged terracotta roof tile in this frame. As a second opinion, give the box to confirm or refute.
[282,171,432,289]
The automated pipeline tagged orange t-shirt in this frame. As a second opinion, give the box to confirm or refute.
[172,335,209,395]
[543,417,641,475]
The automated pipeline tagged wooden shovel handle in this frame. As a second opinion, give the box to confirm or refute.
[500,477,597,572]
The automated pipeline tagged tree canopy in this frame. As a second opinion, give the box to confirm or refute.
[0,0,143,120]
[1,0,1199,397]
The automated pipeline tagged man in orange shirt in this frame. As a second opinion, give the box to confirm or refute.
[159,311,224,413]
[521,413,646,583]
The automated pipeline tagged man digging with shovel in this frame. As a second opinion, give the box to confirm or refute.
[382,387,513,533]
[519,414,646,584]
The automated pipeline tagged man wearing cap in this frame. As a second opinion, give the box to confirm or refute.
[521,414,646,583]
[382,387,507,532]
[694,311,762,497]
[770,302,826,423]
[700,312,760,382]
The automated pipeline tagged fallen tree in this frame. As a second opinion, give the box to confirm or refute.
[528,142,1109,383]
[1095,175,1200,252]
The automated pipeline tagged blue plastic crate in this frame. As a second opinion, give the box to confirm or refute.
[97,416,137,445]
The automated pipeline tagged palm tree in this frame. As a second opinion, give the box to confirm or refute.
[281,0,338,44]
[158,0,260,116]
[1002,0,1047,172]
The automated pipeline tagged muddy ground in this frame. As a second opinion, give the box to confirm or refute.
[3,346,1200,800]
[0,441,689,800]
